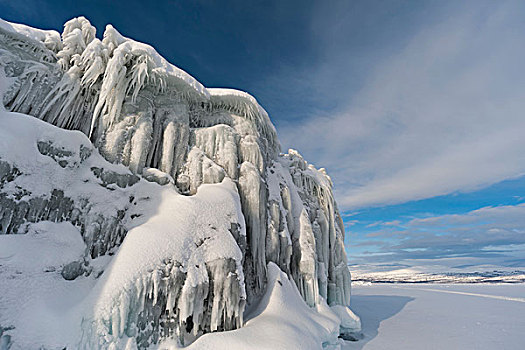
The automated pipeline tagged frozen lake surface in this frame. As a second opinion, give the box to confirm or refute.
[344,283,525,349]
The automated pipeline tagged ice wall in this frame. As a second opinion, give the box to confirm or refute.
[0,16,359,348]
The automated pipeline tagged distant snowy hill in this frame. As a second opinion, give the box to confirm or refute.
[0,17,359,349]
[350,264,525,284]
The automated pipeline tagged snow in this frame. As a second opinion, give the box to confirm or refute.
[344,283,525,349]
[0,18,61,52]
[0,221,85,271]
[0,221,95,348]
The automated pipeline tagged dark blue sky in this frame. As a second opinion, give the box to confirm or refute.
[2,0,525,270]
[0,0,437,124]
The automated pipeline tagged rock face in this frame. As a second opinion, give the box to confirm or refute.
[0,17,358,348]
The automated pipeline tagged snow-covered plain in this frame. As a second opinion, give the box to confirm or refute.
[344,283,525,350]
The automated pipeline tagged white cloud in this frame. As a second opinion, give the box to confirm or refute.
[409,203,525,229]
[349,203,525,266]
[278,1,525,209]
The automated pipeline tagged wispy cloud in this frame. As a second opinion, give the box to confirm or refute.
[349,203,525,266]
[366,220,402,228]
[277,1,525,209]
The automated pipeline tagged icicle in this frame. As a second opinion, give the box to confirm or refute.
[80,39,108,87]
[127,55,150,103]
[57,17,96,70]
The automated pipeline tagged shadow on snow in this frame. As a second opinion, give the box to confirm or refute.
[347,294,414,349]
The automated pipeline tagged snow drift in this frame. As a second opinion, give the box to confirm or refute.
[0,16,359,349]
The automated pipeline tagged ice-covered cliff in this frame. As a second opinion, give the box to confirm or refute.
[0,17,360,349]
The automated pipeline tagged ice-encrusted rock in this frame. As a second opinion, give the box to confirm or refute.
[330,305,362,341]
[142,167,173,186]
[61,260,87,280]
[0,109,247,349]
[0,326,13,350]
[0,16,360,348]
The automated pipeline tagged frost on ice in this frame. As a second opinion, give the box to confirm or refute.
[0,16,360,349]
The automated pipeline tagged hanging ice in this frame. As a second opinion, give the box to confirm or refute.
[0,16,360,349]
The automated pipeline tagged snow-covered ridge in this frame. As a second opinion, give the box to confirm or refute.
[0,17,277,150]
[0,16,358,349]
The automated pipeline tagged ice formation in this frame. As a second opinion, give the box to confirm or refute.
[0,17,360,349]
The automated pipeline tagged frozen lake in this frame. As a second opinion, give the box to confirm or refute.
[344,283,525,349]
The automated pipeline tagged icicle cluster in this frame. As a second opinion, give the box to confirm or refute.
[81,258,245,349]
[0,16,354,348]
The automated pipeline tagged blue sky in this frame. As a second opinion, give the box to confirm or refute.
[1,0,525,269]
